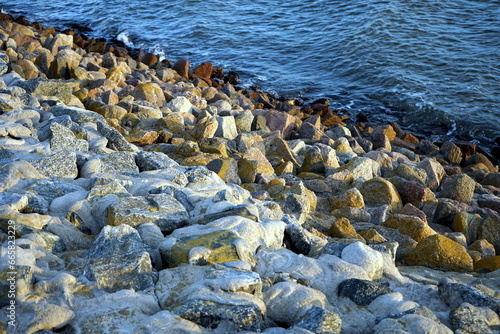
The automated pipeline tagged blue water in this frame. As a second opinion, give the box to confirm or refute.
[2,0,499,147]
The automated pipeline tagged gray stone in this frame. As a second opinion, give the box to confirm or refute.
[482,173,500,188]
[440,174,476,203]
[293,305,342,334]
[96,120,138,152]
[84,224,156,292]
[106,193,188,232]
[27,179,86,203]
[449,303,494,334]
[30,150,78,178]
[135,151,178,171]
[338,278,393,306]
[438,281,500,314]
[81,151,139,178]
[49,105,106,124]
[215,115,238,140]
[197,204,259,225]
[386,163,428,186]
[17,78,73,104]
[14,300,74,334]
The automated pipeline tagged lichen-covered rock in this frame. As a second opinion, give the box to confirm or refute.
[81,151,139,178]
[334,156,380,182]
[329,188,364,211]
[206,157,241,184]
[382,214,436,242]
[17,78,73,104]
[360,177,403,211]
[449,303,494,334]
[30,150,78,178]
[386,163,428,186]
[328,217,363,240]
[418,158,445,191]
[405,235,474,272]
[106,193,188,232]
[84,224,156,292]
[293,305,342,334]
[474,256,500,272]
[440,174,476,203]
[14,300,74,334]
[438,281,500,313]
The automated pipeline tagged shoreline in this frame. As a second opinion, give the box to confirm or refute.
[0,12,499,333]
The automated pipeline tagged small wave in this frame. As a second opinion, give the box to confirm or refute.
[116,30,134,48]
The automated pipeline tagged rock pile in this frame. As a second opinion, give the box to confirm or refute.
[0,14,499,333]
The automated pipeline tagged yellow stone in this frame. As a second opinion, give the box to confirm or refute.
[405,234,473,272]
[328,217,363,239]
[382,214,436,242]
[473,256,500,272]
[360,177,403,211]
[329,188,364,210]
[359,228,387,244]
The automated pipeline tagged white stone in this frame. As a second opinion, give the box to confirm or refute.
[264,281,328,327]
[341,242,384,279]
[374,314,453,334]
[215,116,238,140]
[49,190,89,216]
[167,96,193,114]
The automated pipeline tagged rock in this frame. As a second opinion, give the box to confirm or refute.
[300,147,327,174]
[386,162,429,186]
[81,151,139,178]
[299,122,322,140]
[135,151,178,171]
[439,174,476,203]
[15,301,74,334]
[374,314,453,334]
[48,48,82,79]
[194,62,213,79]
[439,281,500,314]
[405,234,473,271]
[474,256,500,272]
[17,78,73,104]
[206,157,241,184]
[293,305,342,334]
[389,177,436,206]
[337,278,393,306]
[341,242,384,279]
[440,141,463,165]
[476,215,500,253]
[465,153,496,173]
[106,193,188,232]
[418,158,445,190]
[172,58,190,78]
[360,177,403,211]
[30,150,78,178]
[468,239,496,259]
[264,281,328,327]
[162,112,185,134]
[215,115,238,140]
[382,214,436,242]
[334,157,380,182]
[97,120,138,152]
[372,124,396,141]
[329,188,364,210]
[328,217,363,240]
[131,82,165,106]
[482,173,500,188]
[84,224,156,292]
[478,196,500,214]
[192,116,219,140]
[449,303,494,334]
[252,109,297,139]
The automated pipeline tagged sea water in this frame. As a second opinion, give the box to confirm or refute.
[2,0,499,147]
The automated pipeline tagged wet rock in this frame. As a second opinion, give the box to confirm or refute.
[405,234,473,271]
[337,278,393,306]
[106,193,188,232]
[172,58,190,78]
[84,224,156,292]
[439,174,476,203]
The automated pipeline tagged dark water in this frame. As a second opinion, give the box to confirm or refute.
[1,0,499,147]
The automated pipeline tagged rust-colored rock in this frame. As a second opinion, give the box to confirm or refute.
[172,58,190,79]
